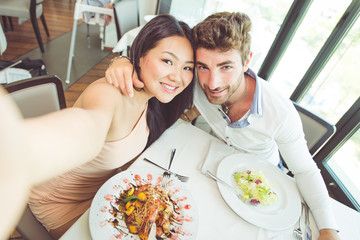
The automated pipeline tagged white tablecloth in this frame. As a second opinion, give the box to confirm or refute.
[112,15,156,54]
[60,120,360,240]
[112,25,143,55]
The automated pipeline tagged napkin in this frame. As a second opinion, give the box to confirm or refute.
[200,139,238,174]
[257,227,294,240]
[0,68,32,84]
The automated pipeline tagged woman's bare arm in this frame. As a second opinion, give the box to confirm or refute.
[22,80,119,184]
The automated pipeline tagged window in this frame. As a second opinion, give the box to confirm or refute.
[326,128,360,209]
[169,0,293,72]
[269,0,352,97]
[315,98,360,210]
[294,4,360,211]
[300,17,360,124]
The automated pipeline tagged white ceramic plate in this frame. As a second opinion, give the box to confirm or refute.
[89,168,199,240]
[216,154,301,230]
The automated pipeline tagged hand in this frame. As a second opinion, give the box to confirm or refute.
[105,56,143,97]
[318,229,340,240]
[180,106,201,122]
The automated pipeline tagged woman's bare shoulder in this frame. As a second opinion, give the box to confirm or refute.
[85,78,122,95]
[74,78,125,108]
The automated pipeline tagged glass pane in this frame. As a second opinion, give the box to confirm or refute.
[169,0,206,27]
[300,17,360,124]
[327,128,360,206]
[269,0,352,98]
[169,0,293,72]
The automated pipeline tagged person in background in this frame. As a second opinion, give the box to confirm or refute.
[83,0,113,25]
[0,14,194,239]
[105,12,340,240]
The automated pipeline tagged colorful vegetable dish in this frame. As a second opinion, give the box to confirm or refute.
[233,170,277,206]
[108,183,181,240]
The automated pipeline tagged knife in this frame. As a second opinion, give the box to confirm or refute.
[304,203,312,240]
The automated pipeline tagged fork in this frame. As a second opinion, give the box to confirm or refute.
[143,158,190,182]
[304,203,312,240]
[293,203,304,240]
[206,170,244,199]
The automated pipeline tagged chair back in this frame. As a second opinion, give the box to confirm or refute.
[0,0,49,52]
[293,102,336,156]
[16,206,54,240]
[4,75,66,118]
[3,75,65,239]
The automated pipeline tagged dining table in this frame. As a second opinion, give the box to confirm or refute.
[60,119,360,240]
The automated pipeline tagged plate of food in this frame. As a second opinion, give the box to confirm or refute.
[89,168,198,240]
[216,154,301,230]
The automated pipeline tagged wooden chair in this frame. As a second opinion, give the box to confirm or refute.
[0,0,50,53]
[3,74,66,118]
[3,75,66,240]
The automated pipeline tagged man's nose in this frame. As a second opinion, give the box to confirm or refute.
[207,71,220,90]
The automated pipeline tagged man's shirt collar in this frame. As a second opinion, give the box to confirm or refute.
[218,68,263,128]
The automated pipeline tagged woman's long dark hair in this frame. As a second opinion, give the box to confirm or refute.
[129,15,195,147]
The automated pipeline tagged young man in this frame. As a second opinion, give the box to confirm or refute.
[105,12,340,240]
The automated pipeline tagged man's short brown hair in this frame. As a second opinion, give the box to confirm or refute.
[193,12,252,64]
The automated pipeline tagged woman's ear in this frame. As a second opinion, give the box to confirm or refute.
[139,56,143,69]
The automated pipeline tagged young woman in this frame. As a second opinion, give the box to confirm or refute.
[0,14,195,239]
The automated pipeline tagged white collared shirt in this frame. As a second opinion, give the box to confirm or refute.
[194,68,338,231]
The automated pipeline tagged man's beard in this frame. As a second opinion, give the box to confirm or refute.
[201,80,241,105]
[202,86,230,105]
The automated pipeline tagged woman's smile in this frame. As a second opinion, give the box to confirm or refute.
[160,82,179,93]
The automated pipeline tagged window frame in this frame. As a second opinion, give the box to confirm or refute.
[290,0,360,102]
[314,98,360,211]
[257,0,313,81]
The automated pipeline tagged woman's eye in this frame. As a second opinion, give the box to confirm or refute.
[184,66,193,71]
[162,59,172,65]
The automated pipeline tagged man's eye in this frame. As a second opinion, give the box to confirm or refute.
[197,65,208,70]
[222,66,232,70]
[162,59,172,65]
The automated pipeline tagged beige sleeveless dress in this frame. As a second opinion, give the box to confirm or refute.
[28,107,149,236]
